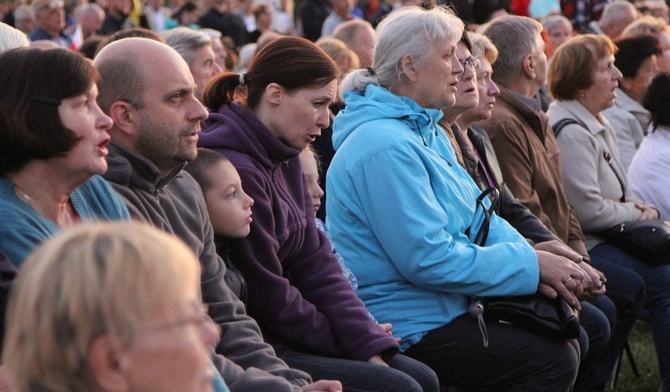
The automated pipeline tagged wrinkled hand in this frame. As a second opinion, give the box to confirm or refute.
[301,380,343,392]
[536,250,584,310]
[368,354,389,367]
[578,262,606,299]
[534,239,583,264]
[379,323,401,342]
[636,203,660,220]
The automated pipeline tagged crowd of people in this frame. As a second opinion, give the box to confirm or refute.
[2,0,670,391]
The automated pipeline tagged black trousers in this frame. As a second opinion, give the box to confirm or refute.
[404,314,579,392]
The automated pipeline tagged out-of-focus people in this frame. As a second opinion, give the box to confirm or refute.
[198,0,247,48]
[3,222,222,392]
[561,0,612,33]
[69,3,104,48]
[321,0,358,37]
[98,0,133,35]
[173,1,201,28]
[586,0,638,39]
[636,0,669,24]
[12,4,34,34]
[628,72,670,220]
[622,15,670,73]
[144,0,173,31]
[332,19,375,68]
[542,14,573,58]
[247,3,272,42]
[603,35,660,172]
[28,0,72,48]
[299,0,330,41]
[162,26,224,101]
[316,37,359,75]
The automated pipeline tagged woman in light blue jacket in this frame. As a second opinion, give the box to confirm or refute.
[326,6,583,391]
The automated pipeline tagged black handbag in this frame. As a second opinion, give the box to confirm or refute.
[553,118,670,266]
[599,220,670,266]
[467,187,580,347]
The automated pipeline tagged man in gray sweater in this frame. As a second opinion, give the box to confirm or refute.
[94,37,341,392]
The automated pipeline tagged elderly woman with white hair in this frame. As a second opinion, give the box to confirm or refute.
[326,6,581,390]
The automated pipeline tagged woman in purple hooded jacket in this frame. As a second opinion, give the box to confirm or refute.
[198,36,439,392]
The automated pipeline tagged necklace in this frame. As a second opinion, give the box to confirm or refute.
[14,186,75,227]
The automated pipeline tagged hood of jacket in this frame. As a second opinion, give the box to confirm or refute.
[199,102,301,167]
[332,84,444,151]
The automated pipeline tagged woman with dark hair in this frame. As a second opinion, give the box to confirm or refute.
[603,35,661,172]
[629,72,670,221]
[198,36,438,392]
[0,47,129,266]
[547,34,670,390]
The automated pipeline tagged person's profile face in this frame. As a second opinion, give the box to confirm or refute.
[133,52,209,174]
[299,149,324,216]
[205,160,254,238]
[410,38,462,110]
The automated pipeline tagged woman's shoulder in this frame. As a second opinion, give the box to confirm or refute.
[75,176,129,219]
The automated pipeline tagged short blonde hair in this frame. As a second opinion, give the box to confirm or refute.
[317,37,360,74]
[2,222,201,392]
[549,34,618,101]
[622,14,667,37]
[468,31,498,64]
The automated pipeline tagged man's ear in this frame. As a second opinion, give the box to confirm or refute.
[108,101,139,137]
[522,53,536,80]
[400,54,418,82]
[88,335,130,392]
[265,83,283,106]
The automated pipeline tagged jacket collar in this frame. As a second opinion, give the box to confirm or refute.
[104,141,186,194]
[497,85,547,142]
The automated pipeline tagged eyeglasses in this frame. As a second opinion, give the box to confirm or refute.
[460,56,481,76]
[150,302,215,336]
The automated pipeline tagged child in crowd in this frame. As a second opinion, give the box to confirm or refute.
[183,148,254,304]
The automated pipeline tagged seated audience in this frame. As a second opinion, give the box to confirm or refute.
[628,72,670,220]
[3,222,224,392]
[28,0,73,47]
[326,6,580,391]
[603,35,660,172]
[198,36,440,392]
[94,37,341,391]
[547,34,670,391]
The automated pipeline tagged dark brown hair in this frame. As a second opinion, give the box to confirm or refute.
[0,48,98,175]
[183,148,230,194]
[202,36,339,111]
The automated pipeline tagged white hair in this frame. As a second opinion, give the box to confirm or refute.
[339,5,463,97]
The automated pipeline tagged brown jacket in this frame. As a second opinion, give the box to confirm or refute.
[477,86,589,257]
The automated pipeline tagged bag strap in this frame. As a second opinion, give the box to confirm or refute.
[465,187,500,246]
[551,117,626,202]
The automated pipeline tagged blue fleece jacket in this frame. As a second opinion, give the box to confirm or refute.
[326,84,540,351]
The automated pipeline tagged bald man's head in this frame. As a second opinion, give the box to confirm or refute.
[94,38,191,113]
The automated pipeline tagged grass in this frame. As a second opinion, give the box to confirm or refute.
[611,322,661,392]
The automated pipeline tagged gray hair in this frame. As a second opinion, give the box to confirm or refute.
[73,3,104,22]
[482,15,542,83]
[13,5,34,22]
[542,14,572,34]
[161,27,212,66]
[0,23,29,53]
[340,5,463,96]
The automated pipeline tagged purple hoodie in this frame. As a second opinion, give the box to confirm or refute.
[199,102,399,361]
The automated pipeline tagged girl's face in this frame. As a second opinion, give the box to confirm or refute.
[299,149,324,216]
[548,24,572,51]
[204,160,255,238]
